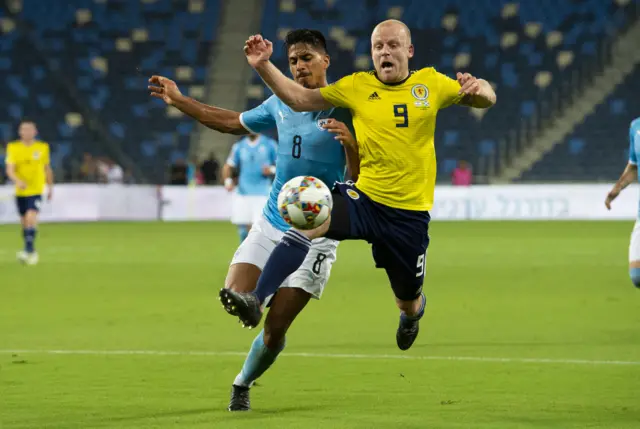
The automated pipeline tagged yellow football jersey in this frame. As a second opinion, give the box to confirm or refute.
[320,68,463,211]
[5,140,50,197]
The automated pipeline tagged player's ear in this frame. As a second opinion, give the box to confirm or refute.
[323,54,330,69]
[408,44,414,59]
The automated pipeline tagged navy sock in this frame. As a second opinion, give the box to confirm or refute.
[253,230,311,303]
[238,226,249,243]
[233,330,285,387]
[24,227,36,253]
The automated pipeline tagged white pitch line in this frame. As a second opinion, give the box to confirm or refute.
[1,349,639,366]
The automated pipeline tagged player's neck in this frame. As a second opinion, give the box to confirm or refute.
[20,139,35,146]
[375,70,411,86]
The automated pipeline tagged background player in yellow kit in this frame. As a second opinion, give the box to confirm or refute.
[221,20,496,351]
[5,120,54,265]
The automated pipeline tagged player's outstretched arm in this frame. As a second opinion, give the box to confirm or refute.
[457,73,496,109]
[605,162,637,210]
[148,76,248,135]
[244,35,332,112]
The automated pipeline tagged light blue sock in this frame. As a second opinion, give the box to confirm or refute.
[233,330,285,387]
[629,268,640,289]
[238,226,249,243]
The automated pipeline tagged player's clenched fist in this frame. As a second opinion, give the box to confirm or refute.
[457,72,480,96]
[244,34,273,68]
[148,75,183,105]
[321,119,356,148]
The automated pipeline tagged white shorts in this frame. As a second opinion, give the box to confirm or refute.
[230,215,338,301]
[231,194,268,225]
[629,221,640,262]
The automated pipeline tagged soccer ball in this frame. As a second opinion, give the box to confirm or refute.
[277,176,333,230]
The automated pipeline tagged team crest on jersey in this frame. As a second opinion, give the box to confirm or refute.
[346,189,360,200]
[316,118,331,130]
[411,84,430,108]
[32,151,40,160]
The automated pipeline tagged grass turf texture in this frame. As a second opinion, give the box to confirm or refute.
[1,221,639,428]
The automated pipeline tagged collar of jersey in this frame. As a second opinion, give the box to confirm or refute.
[372,70,415,86]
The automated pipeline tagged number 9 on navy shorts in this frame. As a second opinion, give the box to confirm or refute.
[16,195,42,216]
[325,182,431,301]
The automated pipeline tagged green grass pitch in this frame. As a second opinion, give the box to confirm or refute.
[1,221,639,428]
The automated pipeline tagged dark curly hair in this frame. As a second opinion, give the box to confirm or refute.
[284,29,328,55]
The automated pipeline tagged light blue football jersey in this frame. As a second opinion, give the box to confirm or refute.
[226,135,277,196]
[240,95,352,232]
[628,117,640,217]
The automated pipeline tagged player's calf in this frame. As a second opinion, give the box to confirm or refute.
[263,287,311,348]
[228,288,310,411]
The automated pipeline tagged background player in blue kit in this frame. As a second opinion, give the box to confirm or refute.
[222,133,277,243]
[605,117,640,289]
[149,29,359,411]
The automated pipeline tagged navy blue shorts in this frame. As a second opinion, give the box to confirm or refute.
[16,195,42,216]
[326,182,430,301]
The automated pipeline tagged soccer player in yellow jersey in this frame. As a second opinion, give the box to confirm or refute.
[221,20,496,350]
[5,121,54,265]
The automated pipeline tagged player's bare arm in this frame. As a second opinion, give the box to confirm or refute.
[456,72,496,108]
[244,35,332,112]
[222,163,236,191]
[148,76,248,135]
[322,119,360,181]
[605,162,637,210]
[45,163,54,201]
[5,163,26,190]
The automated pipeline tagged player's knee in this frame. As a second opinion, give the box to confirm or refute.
[224,263,261,293]
[25,210,38,226]
[629,268,640,289]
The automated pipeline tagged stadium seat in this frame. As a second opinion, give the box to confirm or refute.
[520,64,640,183]
[1,0,220,183]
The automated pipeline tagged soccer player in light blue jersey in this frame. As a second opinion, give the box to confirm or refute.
[605,117,640,289]
[222,133,277,243]
[149,29,359,411]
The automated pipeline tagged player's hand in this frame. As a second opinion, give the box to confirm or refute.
[262,166,274,177]
[224,178,235,192]
[605,187,620,210]
[47,188,53,201]
[148,76,183,106]
[244,35,273,68]
[322,119,356,148]
[457,72,481,96]
[15,180,27,190]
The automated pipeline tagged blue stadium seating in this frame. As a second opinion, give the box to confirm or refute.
[520,64,640,182]
[249,0,638,182]
[1,0,219,182]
